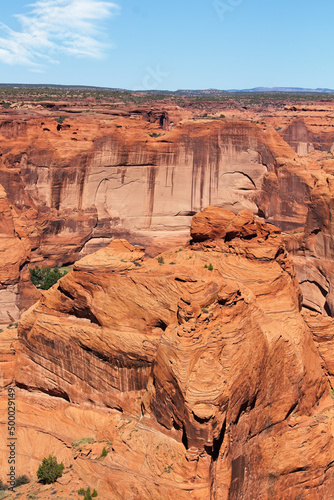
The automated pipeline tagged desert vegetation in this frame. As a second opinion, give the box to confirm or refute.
[36,455,64,484]
[29,266,71,290]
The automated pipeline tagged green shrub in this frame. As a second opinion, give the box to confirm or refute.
[78,487,98,499]
[54,116,68,125]
[157,256,165,265]
[100,447,107,458]
[29,266,69,290]
[0,479,8,490]
[71,437,94,447]
[16,475,30,487]
[208,263,213,271]
[149,132,162,138]
[36,455,64,484]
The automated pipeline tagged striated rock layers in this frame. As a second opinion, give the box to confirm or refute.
[0,184,39,323]
[0,117,293,258]
[1,208,334,499]
[0,112,297,321]
[2,108,334,321]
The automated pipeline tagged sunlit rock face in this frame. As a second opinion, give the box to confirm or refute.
[0,114,292,320]
[1,209,332,499]
[0,118,285,258]
[2,108,334,319]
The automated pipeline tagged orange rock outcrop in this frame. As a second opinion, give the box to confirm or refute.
[2,98,334,320]
[1,208,334,499]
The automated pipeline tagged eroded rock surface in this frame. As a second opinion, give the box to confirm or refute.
[3,100,334,318]
[1,208,334,499]
[0,184,39,323]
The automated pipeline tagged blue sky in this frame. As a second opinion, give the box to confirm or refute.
[0,0,333,90]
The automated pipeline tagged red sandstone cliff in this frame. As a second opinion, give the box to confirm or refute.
[0,106,297,322]
[1,100,334,325]
[1,208,334,499]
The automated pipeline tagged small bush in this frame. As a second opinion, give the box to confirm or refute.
[0,479,8,490]
[330,388,334,400]
[29,266,69,290]
[157,256,165,265]
[16,475,30,487]
[100,447,107,458]
[202,308,209,314]
[37,455,64,484]
[54,116,68,125]
[208,263,213,271]
[164,464,173,473]
[71,437,94,447]
[133,261,141,267]
[149,132,161,138]
[78,487,98,499]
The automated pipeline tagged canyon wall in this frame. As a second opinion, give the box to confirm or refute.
[1,104,334,320]
[1,209,334,498]
[0,114,293,322]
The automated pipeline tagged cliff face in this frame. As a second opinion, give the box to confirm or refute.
[2,102,334,321]
[1,208,334,499]
[0,113,295,321]
[0,117,290,253]
[0,184,39,323]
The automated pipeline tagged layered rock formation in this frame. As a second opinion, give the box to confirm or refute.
[0,109,294,322]
[0,115,291,253]
[1,208,334,499]
[0,184,39,323]
[2,99,334,321]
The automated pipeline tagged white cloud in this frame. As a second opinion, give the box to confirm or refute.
[0,0,119,69]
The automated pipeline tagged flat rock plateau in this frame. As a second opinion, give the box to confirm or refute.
[1,89,334,499]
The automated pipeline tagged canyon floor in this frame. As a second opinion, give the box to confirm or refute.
[1,89,334,499]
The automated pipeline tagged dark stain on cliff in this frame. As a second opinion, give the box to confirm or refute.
[209,132,221,205]
[191,136,215,211]
[282,119,334,153]
[121,167,126,184]
[77,156,87,210]
[147,166,156,228]
[229,455,246,499]
[51,168,67,211]
[0,120,27,139]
